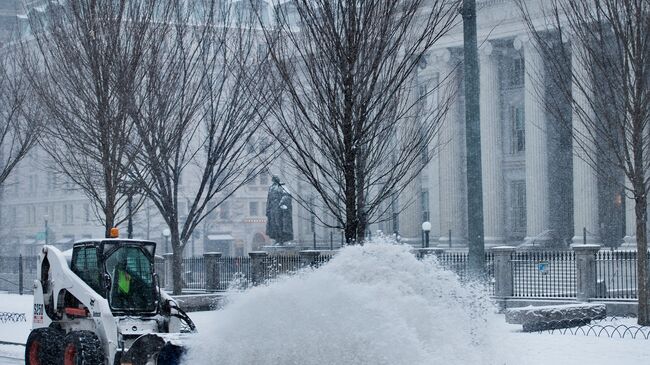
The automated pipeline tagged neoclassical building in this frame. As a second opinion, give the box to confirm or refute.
[376,0,631,249]
[0,0,636,254]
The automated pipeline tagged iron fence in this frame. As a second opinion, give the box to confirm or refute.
[0,256,37,294]
[594,250,639,299]
[511,251,575,298]
[219,256,251,290]
[182,257,206,290]
[436,251,495,295]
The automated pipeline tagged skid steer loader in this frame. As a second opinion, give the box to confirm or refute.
[25,230,196,365]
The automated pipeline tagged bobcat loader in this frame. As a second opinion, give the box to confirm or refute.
[25,230,196,365]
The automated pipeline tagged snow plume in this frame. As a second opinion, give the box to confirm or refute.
[184,240,507,365]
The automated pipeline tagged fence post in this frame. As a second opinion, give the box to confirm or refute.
[492,246,516,301]
[18,254,23,295]
[299,250,320,268]
[249,251,268,286]
[204,252,223,292]
[163,253,174,291]
[572,244,601,302]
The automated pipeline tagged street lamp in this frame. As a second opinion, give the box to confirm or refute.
[162,228,171,254]
[44,215,49,245]
[422,221,431,248]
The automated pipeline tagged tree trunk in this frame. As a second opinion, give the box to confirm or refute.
[171,233,183,295]
[635,191,648,325]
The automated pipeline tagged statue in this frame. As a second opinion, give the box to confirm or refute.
[266,176,294,244]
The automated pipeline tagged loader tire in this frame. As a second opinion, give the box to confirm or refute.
[62,331,104,365]
[25,327,64,365]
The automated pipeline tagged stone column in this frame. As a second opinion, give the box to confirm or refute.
[163,253,174,291]
[572,244,600,301]
[623,178,637,247]
[299,250,320,268]
[492,246,516,298]
[571,39,600,244]
[479,41,505,247]
[515,36,550,242]
[436,49,467,247]
[249,251,268,286]
[204,252,222,292]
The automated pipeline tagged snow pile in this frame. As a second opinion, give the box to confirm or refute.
[184,241,505,365]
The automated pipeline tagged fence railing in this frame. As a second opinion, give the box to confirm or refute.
[511,251,576,298]
[3,247,649,302]
[0,255,37,294]
[595,250,638,299]
[436,251,495,295]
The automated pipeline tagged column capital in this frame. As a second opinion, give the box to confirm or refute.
[513,35,531,51]
[479,41,494,59]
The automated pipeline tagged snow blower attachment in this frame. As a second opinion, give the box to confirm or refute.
[26,233,196,365]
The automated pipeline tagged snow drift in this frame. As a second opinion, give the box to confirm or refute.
[184,240,507,365]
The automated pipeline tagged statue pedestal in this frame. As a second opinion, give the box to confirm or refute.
[262,243,307,255]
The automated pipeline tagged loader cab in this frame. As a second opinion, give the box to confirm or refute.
[70,239,158,314]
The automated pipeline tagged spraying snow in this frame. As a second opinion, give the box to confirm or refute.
[185,240,506,365]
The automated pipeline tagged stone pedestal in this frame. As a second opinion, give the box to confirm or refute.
[492,246,516,299]
[204,252,222,292]
[249,251,268,286]
[572,244,601,301]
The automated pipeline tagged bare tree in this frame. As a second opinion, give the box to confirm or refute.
[0,38,40,188]
[259,0,460,243]
[128,0,274,294]
[22,0,168,237]
[518,0,650,324]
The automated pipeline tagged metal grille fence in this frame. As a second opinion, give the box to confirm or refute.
[595,251,639,299]
[512,251,575,298]
[0,256,37,294]
[219,257,251,290]
[182,257,206,290]
[436,252,495,295]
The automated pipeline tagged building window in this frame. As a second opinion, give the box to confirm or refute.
[220,202,230,220]
[259,172,269,186]
[249,201,259,216]
[507,57,525,88]
[510,105,525,154]
[64,204,74,224]
[84,204,90,222]
[509,181,526,238]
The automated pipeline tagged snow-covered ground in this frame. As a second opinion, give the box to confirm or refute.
[2,242,650,364]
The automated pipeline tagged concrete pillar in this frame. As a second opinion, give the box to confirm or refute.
[479,41,505,247]
[515,36,550,242]
[572,244,600,301]
[571,39,600,245]
[299,250,320,268]
[204,252,222,292]
[249,251,268,286]
[163,253,174,291]
[492,246,516,298]
[437,49,467,247]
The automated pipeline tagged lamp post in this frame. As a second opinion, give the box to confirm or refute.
[422,221,431,248]
[162,228,171,254]
[44,215,49,245]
